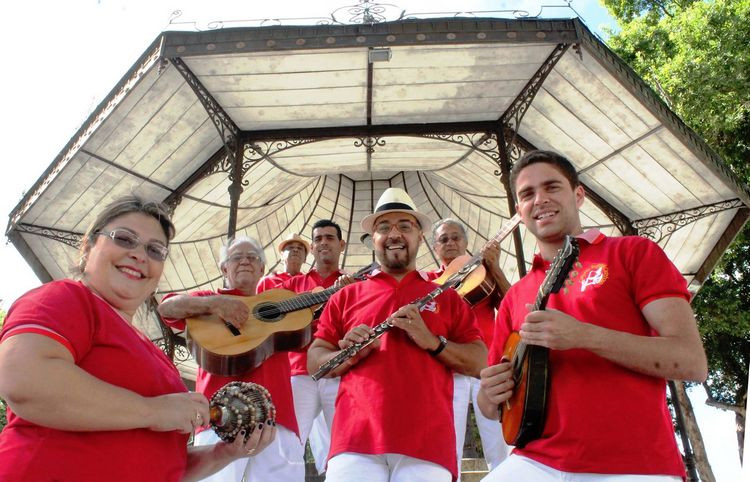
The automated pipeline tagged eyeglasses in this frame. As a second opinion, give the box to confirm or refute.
[374,220,419,235]
[436,234,464,244]
[96,229,169,262]
[227,253,262,264]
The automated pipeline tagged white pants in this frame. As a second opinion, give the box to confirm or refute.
[193,425,304,482]
[326,452,452,482]
[291,374,340,473]
[469,376,510,470]
[454,374,511,475]
[482,454,683,482]
[453,373,472,480]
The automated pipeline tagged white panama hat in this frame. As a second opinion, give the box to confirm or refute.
[360,187,432,233]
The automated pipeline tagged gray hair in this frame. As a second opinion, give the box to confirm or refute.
[430,218,467,246]
[219,236,266,269]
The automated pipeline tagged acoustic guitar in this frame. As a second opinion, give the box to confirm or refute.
[500,235,579,448]
[187,262,378,376]
[433,214,522,305]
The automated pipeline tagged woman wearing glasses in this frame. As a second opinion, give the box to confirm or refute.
[0,196,274,481]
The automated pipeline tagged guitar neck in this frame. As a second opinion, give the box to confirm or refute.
[274,262,378,314]
[467,213,523,266]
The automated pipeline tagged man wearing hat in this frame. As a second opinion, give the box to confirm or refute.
[308,188,487,481]
[257,233,310,291]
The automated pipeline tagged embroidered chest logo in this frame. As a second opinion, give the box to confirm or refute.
[421,300,438,313]
[579,263,608,292]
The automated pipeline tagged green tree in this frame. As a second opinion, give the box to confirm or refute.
[604,0,750,467]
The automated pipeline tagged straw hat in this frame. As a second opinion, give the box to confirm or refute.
[360,188,432,233]
[278,233,310,255]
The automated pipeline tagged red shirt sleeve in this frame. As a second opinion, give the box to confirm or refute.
[1,281,97,362]
[625,237,690,308]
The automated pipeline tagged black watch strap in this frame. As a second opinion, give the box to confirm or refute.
[428,335,448,357]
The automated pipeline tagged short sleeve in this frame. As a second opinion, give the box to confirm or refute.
[1,281,97,362]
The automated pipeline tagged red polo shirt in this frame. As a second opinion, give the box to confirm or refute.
[315,270,481,480]
[489,230,688,477]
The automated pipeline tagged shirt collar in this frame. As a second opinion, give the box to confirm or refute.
[531,228,606,269]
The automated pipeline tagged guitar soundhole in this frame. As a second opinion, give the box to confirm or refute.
[253,303,284,323]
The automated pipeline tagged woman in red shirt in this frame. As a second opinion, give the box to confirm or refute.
[0,196,274,481]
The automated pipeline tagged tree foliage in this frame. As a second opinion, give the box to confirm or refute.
[603,0,750,459]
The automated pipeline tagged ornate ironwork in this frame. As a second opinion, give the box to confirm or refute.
[331,1,404,24]
[169,57,241,181]
[420,132,501,164]
[633,199,744,243]
[15,223,82,249]
[354,136,386,154]
[173,342,192,363]
[165,2,585,31]
[500,43,570,169]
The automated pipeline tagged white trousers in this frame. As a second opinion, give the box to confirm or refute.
[482,454,683,482]
[290,374,340,473]
[326,452,452,482]
[193,425,304,482]
[469,376,510,470]
[453,374,511,478]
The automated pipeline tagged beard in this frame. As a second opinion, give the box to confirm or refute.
[375,244,414,271]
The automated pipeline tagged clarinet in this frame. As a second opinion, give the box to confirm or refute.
[311,264,478,381]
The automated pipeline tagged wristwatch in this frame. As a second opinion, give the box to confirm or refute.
[428,335,448,357]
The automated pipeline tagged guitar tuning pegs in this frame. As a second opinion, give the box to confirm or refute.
[563,286,569,295]
[575,261,583,269]
[569,271,578,279]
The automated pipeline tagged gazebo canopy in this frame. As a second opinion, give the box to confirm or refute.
[7,15,749,378]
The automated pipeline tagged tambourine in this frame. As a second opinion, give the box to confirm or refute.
[208,381,276,443]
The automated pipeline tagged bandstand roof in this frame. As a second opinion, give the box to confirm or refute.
[7,16,749,379]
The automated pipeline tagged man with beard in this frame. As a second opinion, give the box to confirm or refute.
[257,232,310,290]
[159,236,303,482]
[478,150,707,480]
[274,220,348,474]
[427,219,510,475]
[308,188,486,481]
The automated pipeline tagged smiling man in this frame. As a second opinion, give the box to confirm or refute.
[478,150,708,481]
[158,236,303,482]
[274,219,348,474]
[307,188,486,482]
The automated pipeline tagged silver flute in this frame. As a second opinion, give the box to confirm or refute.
[311,263,478,380]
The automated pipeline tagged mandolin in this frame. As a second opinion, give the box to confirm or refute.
[500,235,579,448]
[187,262,378,376]
[433,214,522,304]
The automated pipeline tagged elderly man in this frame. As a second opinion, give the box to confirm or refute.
[308,188,486,481]
[257,232,310,291]
[427,218,510,475]
[158,236,303,482]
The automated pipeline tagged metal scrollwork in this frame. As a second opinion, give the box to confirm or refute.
[169,57,240,177]
[354,136,386,153]
[421,132,501,165]
[331,1,405,25]
[173,343,192,363]
[633,199,744,243]
[15,223,82,249]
